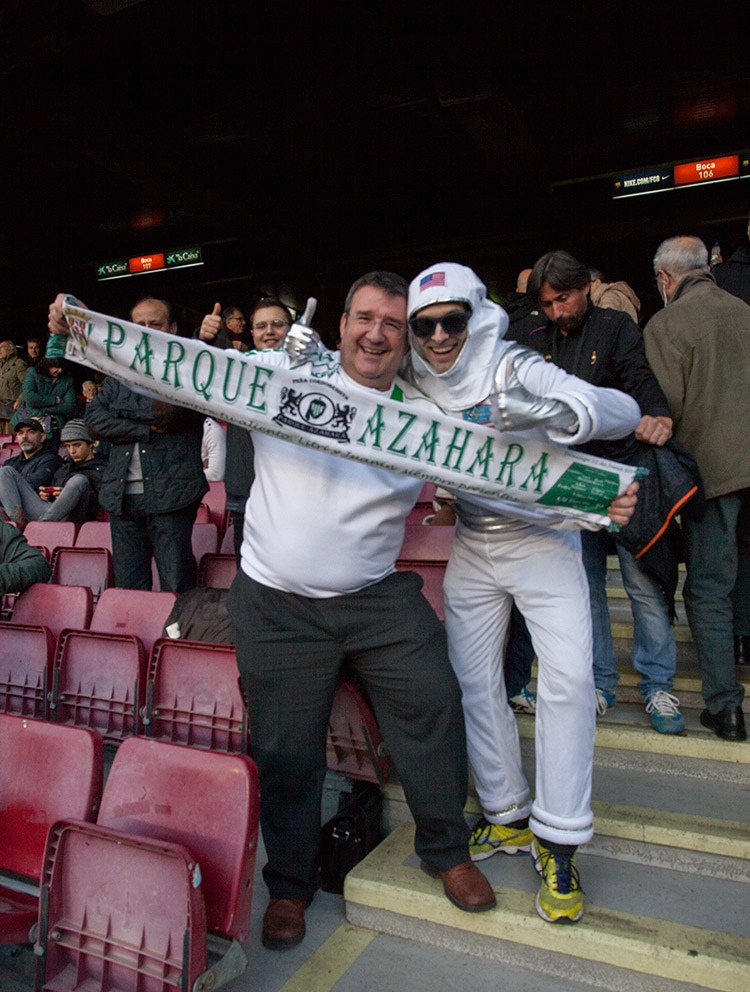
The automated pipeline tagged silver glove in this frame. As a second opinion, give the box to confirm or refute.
[493,351,579,434]
[282,297,321,359]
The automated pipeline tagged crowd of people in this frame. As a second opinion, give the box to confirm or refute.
[1,225,741,950]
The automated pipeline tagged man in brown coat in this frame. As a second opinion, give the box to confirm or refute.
[0,341,27,434]
[644,235,749,741]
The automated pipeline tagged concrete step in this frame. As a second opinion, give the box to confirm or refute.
[345,823,750,992]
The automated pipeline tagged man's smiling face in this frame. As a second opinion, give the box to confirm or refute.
[338,286,408,391]
[411,301,470,374]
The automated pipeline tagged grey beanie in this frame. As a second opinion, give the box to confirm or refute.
[60,419,92,443]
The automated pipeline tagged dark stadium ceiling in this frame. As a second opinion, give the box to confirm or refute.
[0,0,748,325]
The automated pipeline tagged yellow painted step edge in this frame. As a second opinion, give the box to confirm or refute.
[345,824,750,992]
[515,713,750,763]
[383,786,750,860]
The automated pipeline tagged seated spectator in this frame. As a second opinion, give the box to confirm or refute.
[0,419,106,526]
[82,380,100,402]
[11,357,75,445]
[0,520,51,595]
[25,338,42,366]
[201,417,226,481]
[0,419,61,522]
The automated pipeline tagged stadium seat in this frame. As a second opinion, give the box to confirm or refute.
[195,502,211,523]
[0,448,14,464]
[201,480,226,530]
[0,715,102,943]
[198,552,237,589]
[50,546,114,601]
[219,520,235,554]
[21,520,76,558]
[398,522,455,562]
[74,519,112,551]
[327,679,391,785]
[395,560,446,621]
[192,521,219,563]
[11,583,93,640]
[415,481,437,506]
[35,820,207,992]
[0,622,55,719]
[52,630,146,745]
[90,588,177,656]
[98,736,259,943]
[145,638,248,754]
[405,504,436,526]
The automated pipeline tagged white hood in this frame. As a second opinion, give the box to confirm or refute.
[406,262,509,411]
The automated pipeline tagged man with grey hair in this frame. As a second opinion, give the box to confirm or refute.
[712,210,750,305]
[0,340,27,434]
[645,235,749,741]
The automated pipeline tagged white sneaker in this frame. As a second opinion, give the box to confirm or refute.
[508,685,537,714]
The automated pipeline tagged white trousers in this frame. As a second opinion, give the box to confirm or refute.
[443,522,596,846]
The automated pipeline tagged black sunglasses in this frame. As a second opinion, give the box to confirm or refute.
[408,310,471,339]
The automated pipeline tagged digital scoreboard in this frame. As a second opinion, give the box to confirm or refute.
[97,246,203,281]
[613,152,749,199]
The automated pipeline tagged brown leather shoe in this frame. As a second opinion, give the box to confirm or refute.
[262,898,307,949]
[420,859,496,913]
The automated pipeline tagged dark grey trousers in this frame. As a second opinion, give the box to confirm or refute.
[227,567,470,902]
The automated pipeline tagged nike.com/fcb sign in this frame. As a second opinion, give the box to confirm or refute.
[613,153,749,198]
[97,246,203,280]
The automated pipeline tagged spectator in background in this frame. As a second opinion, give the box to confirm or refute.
[511,250,683,734]
[645,235,749,742]
[0,419,61,523]
[25,338,42,365]
[11,357,75,445]
[84,297,208,593]
[588,268,641,323]
[0,419,106,526]
[81,380,100,402]
[0,520,51,595]
[199,296,294,560]
[712,209,750,305]
[0,341,27,434]
[201,417,226,481]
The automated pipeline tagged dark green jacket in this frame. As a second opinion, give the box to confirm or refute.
[0,521,51,595]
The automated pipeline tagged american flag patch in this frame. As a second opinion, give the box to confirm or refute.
[420,272,445,290]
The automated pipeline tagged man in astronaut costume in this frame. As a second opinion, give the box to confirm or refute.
[404,262,641,923]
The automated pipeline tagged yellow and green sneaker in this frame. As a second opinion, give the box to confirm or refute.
[531,838,583,923]
[469,816,533,861]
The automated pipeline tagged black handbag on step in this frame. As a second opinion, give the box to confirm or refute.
[317,781,383,893]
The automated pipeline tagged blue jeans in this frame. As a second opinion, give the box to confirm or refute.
[0,464,91,524]
[581,529,675,699]
[683,490,748,713]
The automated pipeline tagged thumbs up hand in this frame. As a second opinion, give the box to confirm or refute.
[199,302,223,342]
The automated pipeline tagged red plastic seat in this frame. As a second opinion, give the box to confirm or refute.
[398,523,455,562]
[0,622,55,719]
[52,630,146,745]
[198,552,237,589]
[192,521,218,563]
[395,560,446,620]
[406,504,436,526]
[202,480,226,530]
[0,715,102,943]
[21,520,76,558]
[11,583,93,640]
[195,502,211,524]
[90,588,177,656]
[415,481,437,506]
[50,546,114,601]
[219,521,235,554]
[327,679,391,784]
[98,736,259,943]
[35,820,207,992]
[74,519,113,552]
[145,638,248,753]
[0,448,13,464]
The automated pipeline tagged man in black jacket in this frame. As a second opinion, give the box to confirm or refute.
[508,250,683,734]
[0,419,61,522]
[86,298,208,592]
[713,210,750,305]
